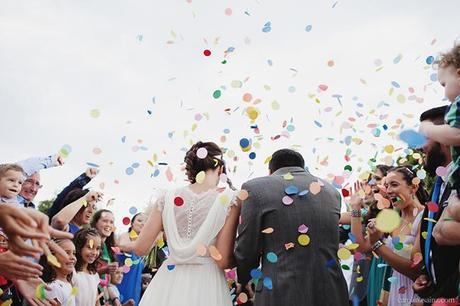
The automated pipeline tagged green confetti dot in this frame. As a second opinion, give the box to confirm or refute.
[213,90,222,99]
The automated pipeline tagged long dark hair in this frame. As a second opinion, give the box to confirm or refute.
[128,213,142,233]
[73,228,100,274]
[59,188,90,220]
[90,209,116,262]
[388,166,429,205]
[39,238,74,283]
[184,141,235,190]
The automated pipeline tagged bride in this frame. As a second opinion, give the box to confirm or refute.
[124,141,241,306]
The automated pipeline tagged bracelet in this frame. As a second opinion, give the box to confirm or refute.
[371,240,383,252]
[351,209,362,217]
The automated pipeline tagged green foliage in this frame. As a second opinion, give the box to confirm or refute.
[37,199,54,215]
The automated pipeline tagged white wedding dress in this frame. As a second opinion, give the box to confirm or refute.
[139,186,236,306]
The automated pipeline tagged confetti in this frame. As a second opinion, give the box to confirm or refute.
[196,147,208,159]
[266,252,278,263]
[309,182,321,195]
[203,49,211,56]
[196,243,207,256]
[90,109,101,118]
[209,245,223,261]
[376,209,401,233]
[47,254,61,268]
[35,283,46,300]
[298,224,308,233]
[195,171,206,184]
[174,196,184,206]
[298,234,310,246]
[237,189,249,201]
[282,196,294,205]
[337,248,351,260]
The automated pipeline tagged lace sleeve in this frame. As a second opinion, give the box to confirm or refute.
[145,189,167,214]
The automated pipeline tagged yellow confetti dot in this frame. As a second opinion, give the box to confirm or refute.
[246,106,259,120]
[283,172,294,180]
[298,234,310,246]
[346,243,360,250]
[196,243,207,256]
[356,276,364,283]
[89,239,94,249]
[384,145,394,154]
[264,155,272,164]
[129,230,138,239]
[237,189,249,201]
[262,227,274,234]
[376,209,401,233]
[35,283,46,300]
[71,287,79,296]
[359,171,370,181]
[271,100,280,110]
[219,194,230,206]
[156,237,165,248]
[397,94,406,103]
[47,254,61,268]
[209,245,222,261]
[90,109,101,118]
[195,171,206,184]
[337,248,352,260]
[81,199,87,207]
[125,258,133,267]
[309,182,321,195]
[421,231,427,239]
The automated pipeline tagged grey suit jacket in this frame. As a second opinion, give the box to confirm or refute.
[235,167,348,306]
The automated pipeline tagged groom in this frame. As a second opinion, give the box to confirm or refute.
[235,149,348,306]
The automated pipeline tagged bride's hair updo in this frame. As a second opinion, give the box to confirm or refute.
[184,141,234,189]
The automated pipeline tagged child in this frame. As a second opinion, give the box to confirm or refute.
[107,267,135,306]
[39,238,77,306]
[421,43,460,244]
[0,163,25,204]
[73,228,102,306]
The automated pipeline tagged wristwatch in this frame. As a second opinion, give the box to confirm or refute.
[371,240,383,252]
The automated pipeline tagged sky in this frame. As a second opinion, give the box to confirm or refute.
[1,0,459,232]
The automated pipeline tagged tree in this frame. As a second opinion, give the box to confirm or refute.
[37,199,54,215]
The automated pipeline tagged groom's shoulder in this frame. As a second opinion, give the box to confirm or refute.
[242,175,274,188]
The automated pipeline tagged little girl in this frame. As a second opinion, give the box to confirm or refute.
[72,228,102,306]
[39,238,77,306]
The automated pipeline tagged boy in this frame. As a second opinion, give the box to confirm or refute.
[0,164,25,204]
[420,44,460,243]
[107,267,135,306]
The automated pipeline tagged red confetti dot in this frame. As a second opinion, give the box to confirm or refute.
[122,217,130,225]
[427,201,439,213]
[174,196,184,206]
[203,49,211,56]
[341,189,350,197]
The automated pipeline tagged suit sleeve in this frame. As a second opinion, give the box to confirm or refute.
[47,172,91,221]
[235,182,263,285]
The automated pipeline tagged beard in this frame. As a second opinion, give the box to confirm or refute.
[424,142,447,176]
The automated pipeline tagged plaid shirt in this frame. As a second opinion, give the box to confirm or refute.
[445,94,460,189]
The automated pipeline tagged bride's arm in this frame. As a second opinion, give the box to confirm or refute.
[120,200,163,255]
[215,199,241,269]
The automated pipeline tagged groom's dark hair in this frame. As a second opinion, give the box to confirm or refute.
[269,149,305,173]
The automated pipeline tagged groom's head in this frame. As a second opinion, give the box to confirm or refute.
[269,149,305,174]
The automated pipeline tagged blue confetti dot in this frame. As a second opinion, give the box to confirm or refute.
[287,125,295,132]
[129,206,138,214]
[86,162,100,168]
[430,73,438,82]
[288,86,296,93]
[250,268,263,279]
[314,120,322,128]
[399,129,427,148]
[348,233,356,242]
[263,277,273,289]
[372,128,381,137]
[121,136,126,143]
[391,81,400,88]
[344,136,352,145]
[342,224,350,230]
[125,167,134,175]
[167,265,175,271]
[382,124,388,130]
[153,169,160,177]
[249,152,256,159]
[223,128,230,134]
[262,26,272,33]
[132,162,140,168]
[426,55,434,65]
[267,59,273,66]
[298,189,309,196]
[240,138,250,148]
[266,252,278,263]
[285,185,299,195]
[305,24,312,32]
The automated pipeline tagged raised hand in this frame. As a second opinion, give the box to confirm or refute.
[52,153,65,167]
[86,190,104,203]
[15,278,59,306]
[0,250,43,280]
[85,167,100,179]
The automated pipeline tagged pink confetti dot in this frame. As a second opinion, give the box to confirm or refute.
[225,8,232,16]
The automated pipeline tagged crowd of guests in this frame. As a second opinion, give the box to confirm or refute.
[0,44,459,306]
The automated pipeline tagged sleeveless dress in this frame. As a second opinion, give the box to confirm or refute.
[387,211,423,306]
[139,186,236,306]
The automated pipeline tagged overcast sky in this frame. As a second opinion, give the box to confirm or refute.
[1,0,459,232]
